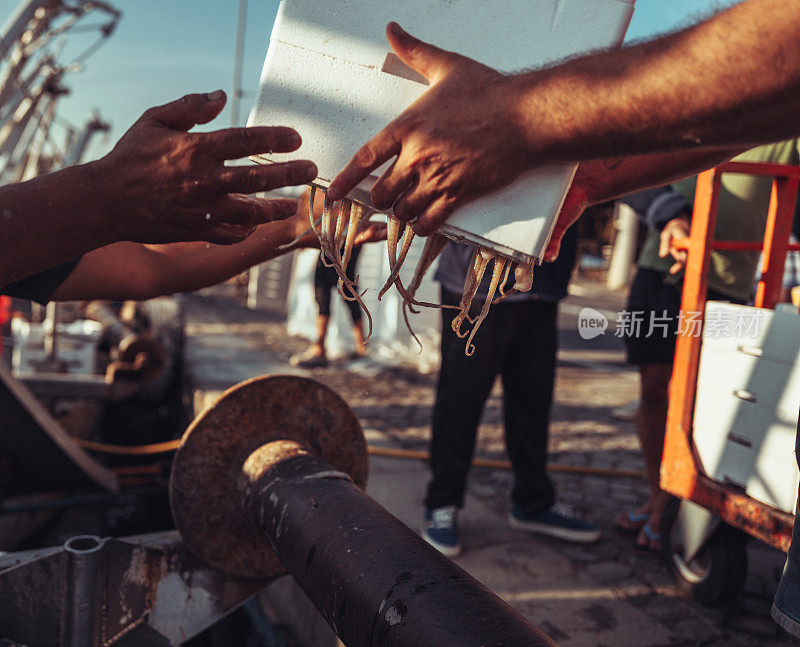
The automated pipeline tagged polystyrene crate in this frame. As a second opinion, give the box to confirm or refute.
[249,0,635,263]
[693,302,800,514]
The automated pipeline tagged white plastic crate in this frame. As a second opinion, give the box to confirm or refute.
[248,0,635,263]
[693,302,800,514]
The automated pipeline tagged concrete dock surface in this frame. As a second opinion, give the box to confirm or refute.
[185,279,796,647]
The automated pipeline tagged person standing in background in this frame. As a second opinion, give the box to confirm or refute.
[421,227,600,557]
[614,140,800,554]
[290,247,368,368]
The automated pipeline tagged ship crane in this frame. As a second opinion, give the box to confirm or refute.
[0,0,120,184]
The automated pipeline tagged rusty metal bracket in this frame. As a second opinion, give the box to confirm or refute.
[0,531,268,646]
[170,374,368,578]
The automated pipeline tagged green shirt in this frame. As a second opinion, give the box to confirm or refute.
[637,140,800,301]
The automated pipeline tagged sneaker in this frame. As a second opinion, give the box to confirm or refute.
[509,503,601,544]
[422,506,462,557]
[289,347,328,368]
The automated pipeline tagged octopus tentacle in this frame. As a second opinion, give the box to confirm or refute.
[318,192,337,268]
[341,202,365,272]
[402,234,452,315]
[307,190,373,340]
[400,234,456,350]
[379,224,416,299]
[496,260,514,299]
[342,275,373,340]
[452,249,491,338]
[493,260,516,304]
[464,256,506,356]
[493,288,518,304]
[308,186,320,235]
[381,216,402,292]
[407,234,449,298]
[334,199,351,250]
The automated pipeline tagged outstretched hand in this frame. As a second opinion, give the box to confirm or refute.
[90,91,318,245]
[543,184,589,263]
[327,23,529,236]
[544,159,623,262]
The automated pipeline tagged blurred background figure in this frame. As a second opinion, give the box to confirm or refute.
[420,227,602,558]
[290,247,367,368]
[613,139,800,554]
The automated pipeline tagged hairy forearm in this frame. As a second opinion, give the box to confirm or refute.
[513,0,800,163]
[0,162,111,288]
[52,219,297,301]
[576,147,742,207]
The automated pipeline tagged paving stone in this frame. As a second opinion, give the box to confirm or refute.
[639,566,677,591]
[585,561,635,585]
[562,545,608,564]
[669,618,723,645]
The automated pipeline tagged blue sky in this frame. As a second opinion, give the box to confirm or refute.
[31,0,740,159]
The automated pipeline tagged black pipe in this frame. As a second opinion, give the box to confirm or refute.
[62,535,104,647]
[240,442,557,647]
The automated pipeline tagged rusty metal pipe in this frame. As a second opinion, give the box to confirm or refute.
[171,376,557,645]
[62,535,105,647]
[237,440,557,647]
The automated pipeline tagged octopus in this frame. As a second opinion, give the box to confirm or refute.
[304,186,374,339]
[304,187,537,356]
[379,212,537,356]
[449,251,536,356]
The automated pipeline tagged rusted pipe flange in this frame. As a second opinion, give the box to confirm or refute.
[169,375,367,578]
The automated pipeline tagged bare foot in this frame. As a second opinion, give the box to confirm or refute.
[634,523,662,555]
[290,345,328,368]
[612,505,651,536]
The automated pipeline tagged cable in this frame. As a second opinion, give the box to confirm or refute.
[366,445,647,479]
[74,437,181,455]
[73,437,646,479]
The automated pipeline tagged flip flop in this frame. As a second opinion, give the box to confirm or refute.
[613,510,650,537]
[633,523,663,556]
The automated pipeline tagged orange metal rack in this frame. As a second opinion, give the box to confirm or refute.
[661,161,800,552]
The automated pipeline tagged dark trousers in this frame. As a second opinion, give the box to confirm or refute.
[424,288,558,515]
[313,245,363,321]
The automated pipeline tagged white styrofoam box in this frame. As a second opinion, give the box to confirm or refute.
[694,347,800,425]
[11,318,102,375]
[692,302,800,513]
[693,384,797,464]
[248,0,635,263]
[694,388,800,514]
[700,301,800,364]
[701,438,799,514]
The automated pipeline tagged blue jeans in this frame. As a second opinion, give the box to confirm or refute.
[772,421,800,637]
